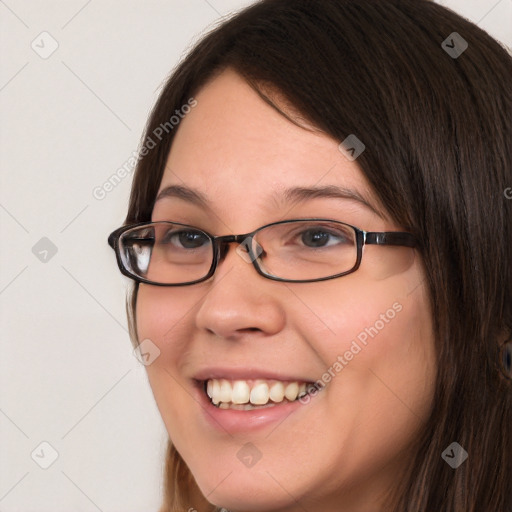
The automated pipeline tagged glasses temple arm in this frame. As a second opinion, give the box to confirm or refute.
[365,232,418,248]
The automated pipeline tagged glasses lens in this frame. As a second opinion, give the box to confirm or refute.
[119,223,213,284]
[254,220,358,281]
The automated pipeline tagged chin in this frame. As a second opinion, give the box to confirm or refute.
[195,478,299,512]
[181,447,304,511]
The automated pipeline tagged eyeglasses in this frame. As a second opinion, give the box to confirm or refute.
[108,218,418,286]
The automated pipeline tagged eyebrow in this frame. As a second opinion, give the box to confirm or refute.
[155,184,383,218]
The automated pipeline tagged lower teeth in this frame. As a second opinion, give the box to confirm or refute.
[218,402,280,410]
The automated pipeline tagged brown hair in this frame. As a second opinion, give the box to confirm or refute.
[120,1,512,510]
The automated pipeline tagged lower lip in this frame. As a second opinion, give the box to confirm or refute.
[193,381,318,434]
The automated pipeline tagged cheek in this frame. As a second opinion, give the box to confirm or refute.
[343,291,435,472]
[134,286,199,427]
[289,268,435,471]
[135,285,196,355]
[302,253,433,381]
[136,285,195,404]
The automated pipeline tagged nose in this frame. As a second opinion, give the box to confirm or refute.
[194,239,285,339]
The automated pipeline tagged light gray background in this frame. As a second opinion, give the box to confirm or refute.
[0,1,510,510]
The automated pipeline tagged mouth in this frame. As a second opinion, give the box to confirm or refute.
[202,378,321,411]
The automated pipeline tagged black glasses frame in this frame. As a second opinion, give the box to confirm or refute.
[108,218,418,286]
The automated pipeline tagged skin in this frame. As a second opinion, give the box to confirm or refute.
[136,68,436,512]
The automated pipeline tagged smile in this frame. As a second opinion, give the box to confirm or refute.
[204,378,318,410]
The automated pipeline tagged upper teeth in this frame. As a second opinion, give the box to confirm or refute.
[206,379,310,406]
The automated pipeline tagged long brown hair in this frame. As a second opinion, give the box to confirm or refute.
[120,1,512,510]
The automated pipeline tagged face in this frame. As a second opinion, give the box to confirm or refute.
[136,68,436,512]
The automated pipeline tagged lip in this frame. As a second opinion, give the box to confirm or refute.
[191,376,320,434]
[192,366,316,383]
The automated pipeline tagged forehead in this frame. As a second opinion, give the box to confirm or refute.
[155,68,384,223]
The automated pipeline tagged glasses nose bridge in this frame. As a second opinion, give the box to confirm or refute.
[213,232,254,261]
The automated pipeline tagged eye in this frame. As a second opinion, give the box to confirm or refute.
[297,226,353,248]
[161,229,210,249]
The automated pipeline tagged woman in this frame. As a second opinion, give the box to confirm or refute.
[108,0,512,510]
